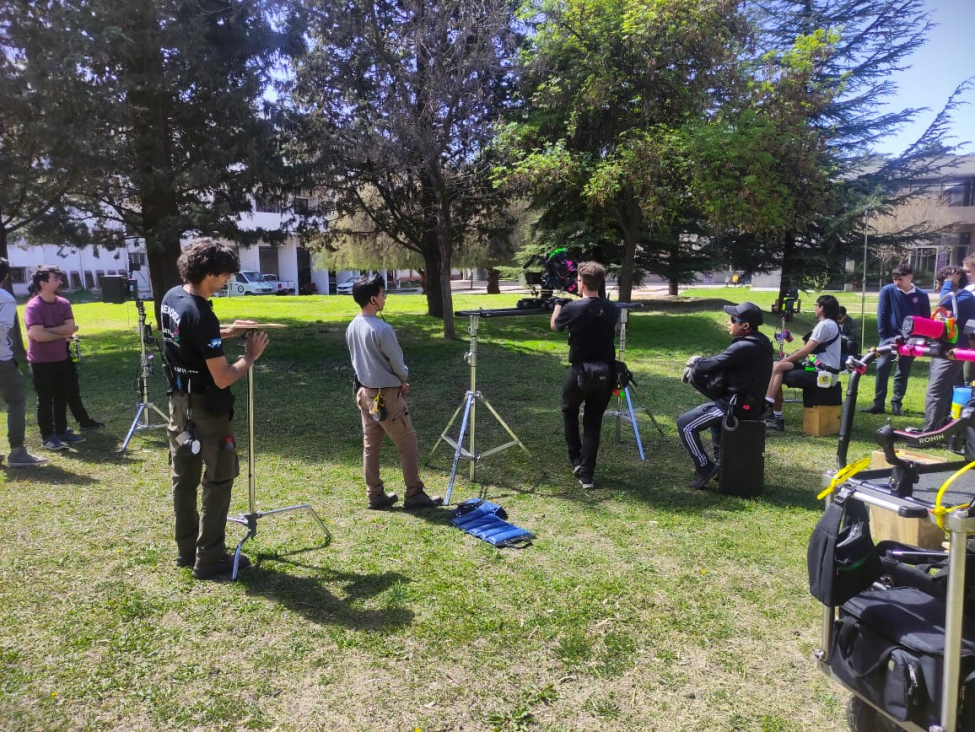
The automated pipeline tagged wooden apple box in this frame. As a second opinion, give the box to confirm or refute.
[803,405,841,436]
[868,449,947,549]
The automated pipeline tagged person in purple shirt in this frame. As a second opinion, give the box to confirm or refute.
[23,266,89,450]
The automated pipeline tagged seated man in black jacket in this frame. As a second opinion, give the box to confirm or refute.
[677,302,773,489]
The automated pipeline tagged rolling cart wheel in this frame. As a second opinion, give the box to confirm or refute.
[845,696,897,732]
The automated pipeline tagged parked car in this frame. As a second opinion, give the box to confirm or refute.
[336,279,356,295]
[222,270,275,296]
[262,274,296,295]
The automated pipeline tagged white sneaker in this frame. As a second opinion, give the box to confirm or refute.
[6,447,49,467]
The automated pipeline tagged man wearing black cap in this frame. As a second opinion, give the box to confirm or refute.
[677,302,773,489]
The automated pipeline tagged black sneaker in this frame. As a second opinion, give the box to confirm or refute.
[860,404,885,414]
[403,490,444,509]
[367,492,398,510]
[80,419,105,429]
[765,415,785,432]
[890,403,904,416]
[175,555,193,568]
[689,462,720,489]
[577,471,595,489]
[193,553,250,580]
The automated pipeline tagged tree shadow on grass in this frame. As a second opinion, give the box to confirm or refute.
[4,463,98,485]
[238,555,414,631]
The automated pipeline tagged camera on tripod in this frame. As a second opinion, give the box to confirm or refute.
[771,287,801,322]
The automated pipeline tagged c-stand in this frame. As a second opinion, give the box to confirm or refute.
[119,299,169,453]
[607,307,663,458]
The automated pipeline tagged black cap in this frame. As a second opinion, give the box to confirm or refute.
[723,301,763,328]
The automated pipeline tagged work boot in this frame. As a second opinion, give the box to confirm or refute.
[860,404,885,414]
[367,492,399,510]
[890,402,904,416]
[689,462,720,490]
[193,553,250,580]
[403,490,444,510]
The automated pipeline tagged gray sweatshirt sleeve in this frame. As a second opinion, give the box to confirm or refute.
[380,326,409,383]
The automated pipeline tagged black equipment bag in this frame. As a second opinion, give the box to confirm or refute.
[688,366,727,401]
[877,540,975,616]
[808,490,882,607]
[577,361,611,389]
[615,360,635,391]
[829,586,975,728]
[717,418,764,498]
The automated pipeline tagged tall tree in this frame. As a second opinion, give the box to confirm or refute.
[750,0,972,300]
[498,0,755,301]
[290,0,518,339]
[3,0,302,315]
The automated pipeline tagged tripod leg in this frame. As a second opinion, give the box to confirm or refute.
[428,399,467,463]
[478,394,529,453]
[119,403,149,453]
[445,393,475,506]
[628,385,665,436]
[623,387,646,461]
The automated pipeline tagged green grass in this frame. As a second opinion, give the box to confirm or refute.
[0,290,936,730]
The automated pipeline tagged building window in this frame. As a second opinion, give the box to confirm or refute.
[69,271,82,289]
[254,195,283,214]
[84,271,95,289]
[9,267,27,284]
[294,196,316,215]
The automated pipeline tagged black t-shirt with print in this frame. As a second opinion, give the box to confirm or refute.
[160,285,226,396]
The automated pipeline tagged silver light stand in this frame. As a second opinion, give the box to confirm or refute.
[607,307,663,460]
[428,312,530,505]
[227,360,332,579]
[119,299,169,453]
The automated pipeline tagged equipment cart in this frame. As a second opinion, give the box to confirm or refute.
[814,337,975,732]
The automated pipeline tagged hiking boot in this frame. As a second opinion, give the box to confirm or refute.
[367,492,399,510]
[58,429,86,445]
[577,471,595,489]
[860,404,885,414]
[42,436,68,451]
[689,462,720,490]
[175,555,194,568]
[193,553,250,580]
[890,402,904,416]
[403,490,444,510]
[6,446,48,467]
[764,414,785,432]
[79,419,105,429]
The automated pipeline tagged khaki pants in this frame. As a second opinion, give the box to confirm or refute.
[355,386,422,499]
[168,393,240,566]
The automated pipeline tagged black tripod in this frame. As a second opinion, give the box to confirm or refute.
[119,300,169,453]
[227,359,331,579]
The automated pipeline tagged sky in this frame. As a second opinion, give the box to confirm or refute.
[873,0,975,156]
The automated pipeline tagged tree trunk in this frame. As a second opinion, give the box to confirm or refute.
[422,247,444,318]
[616,193,640,302]
[486,268,501,294]
[668,278,679,296]
[776,231,797,307]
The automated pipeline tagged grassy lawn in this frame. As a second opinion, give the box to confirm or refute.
[0,287,939,730]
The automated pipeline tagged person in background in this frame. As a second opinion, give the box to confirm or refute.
[924,265,975,431]
[764,295,842,432]
[962,254,975,387]
[23,266,88,450]
[346,274,442,510]
[677,302,772,489]
[550,261,620,490]
[837,306,859,365]
[862,265,930,416]
[0,259,47,467]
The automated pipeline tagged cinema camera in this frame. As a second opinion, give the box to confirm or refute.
[518,248,580,310]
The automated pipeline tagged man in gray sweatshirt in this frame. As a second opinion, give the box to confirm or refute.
[345,274,442,510]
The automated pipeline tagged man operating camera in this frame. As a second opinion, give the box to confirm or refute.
[160,238,268,580]
[550,261,620,489]
[677,302,773,489]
